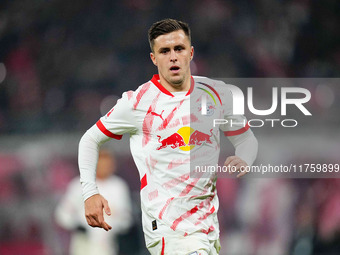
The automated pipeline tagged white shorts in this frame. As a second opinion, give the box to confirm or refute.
[147,234,221,255]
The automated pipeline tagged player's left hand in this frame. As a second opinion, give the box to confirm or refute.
[224,156,248,178]
[84,194,112,231]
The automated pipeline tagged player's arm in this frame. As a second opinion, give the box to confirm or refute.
[79,125,112,231]
[225,129,258,177]
[219,83,258,177]
[79,90,136,231]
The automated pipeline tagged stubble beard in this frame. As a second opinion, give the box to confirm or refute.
[169,74,185,88]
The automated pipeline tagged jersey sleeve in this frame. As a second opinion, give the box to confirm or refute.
[219,84,249,136]
[96,91,137,139]
[218,83,258,166]
[79,91,136,201]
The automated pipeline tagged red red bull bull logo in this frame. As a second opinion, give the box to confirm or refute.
[157,127,213,151]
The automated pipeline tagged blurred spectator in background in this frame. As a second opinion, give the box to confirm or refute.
[55,149,132,255]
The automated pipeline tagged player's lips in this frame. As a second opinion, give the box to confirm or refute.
[170,65,180,74]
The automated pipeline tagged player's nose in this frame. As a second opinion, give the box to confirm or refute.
[170,49,177,62]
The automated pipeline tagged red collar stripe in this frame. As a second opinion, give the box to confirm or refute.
[185,76,195,96]
[151,74,194,97]
[151,75,174,97]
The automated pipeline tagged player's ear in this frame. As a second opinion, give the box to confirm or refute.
[150,52,157,66]
[190,46,194,61]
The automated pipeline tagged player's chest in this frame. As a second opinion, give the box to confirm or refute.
[133,94,223,137]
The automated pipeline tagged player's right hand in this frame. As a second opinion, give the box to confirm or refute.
[84,194,112,231]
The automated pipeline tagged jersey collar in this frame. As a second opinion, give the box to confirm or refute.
[151,74,194,97]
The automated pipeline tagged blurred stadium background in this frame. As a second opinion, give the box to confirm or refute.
[0,0,339,254]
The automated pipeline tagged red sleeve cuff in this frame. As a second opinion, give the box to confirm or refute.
[223,122,250,136]
[96,120,123,140]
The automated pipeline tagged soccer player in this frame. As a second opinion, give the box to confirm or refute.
[56,150,132,255]
[78,19,258,254]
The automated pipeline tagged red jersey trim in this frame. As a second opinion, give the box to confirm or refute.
[96,120,123,140]
[224,122,250,136]
[151,74,194,97]
[185,76,195,96]
[140,174,147,190]
[161,237,165,255]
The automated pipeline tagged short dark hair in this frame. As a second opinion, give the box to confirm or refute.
[148,18,191,51]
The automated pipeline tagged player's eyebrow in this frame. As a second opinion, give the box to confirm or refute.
[174,45,185,50]
[174,43,187,49]
[158,47,170,53]
[158,44,186,53]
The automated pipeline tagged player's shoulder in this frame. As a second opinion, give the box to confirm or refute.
[193,75,227,87]
[122,80,154,101]
[135,79,154,92]
[193,75,233,98]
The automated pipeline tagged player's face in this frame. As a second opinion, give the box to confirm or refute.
[150,30,194,91]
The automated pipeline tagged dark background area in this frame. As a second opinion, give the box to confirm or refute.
[0,1,339,254]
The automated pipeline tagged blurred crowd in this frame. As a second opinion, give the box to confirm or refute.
[0,0,339,133]
[0,141,339,255]
[0,0,339,255]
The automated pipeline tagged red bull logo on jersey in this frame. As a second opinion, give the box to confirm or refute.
[156,127,214,151]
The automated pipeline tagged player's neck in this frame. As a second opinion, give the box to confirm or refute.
[159,74,191,93]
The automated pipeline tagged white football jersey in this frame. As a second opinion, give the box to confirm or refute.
[94,75,251,246]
